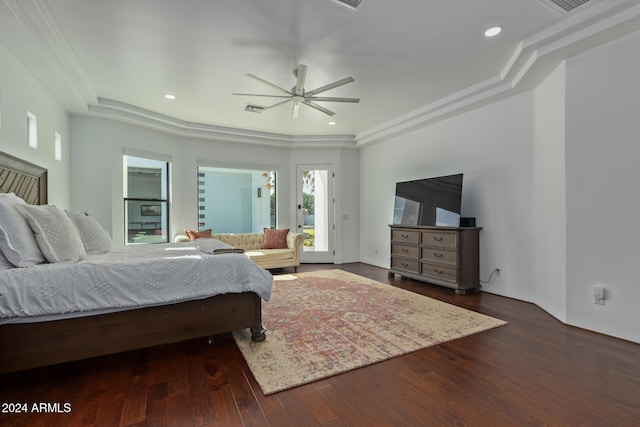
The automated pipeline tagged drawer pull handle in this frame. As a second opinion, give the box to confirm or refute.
[401,234,409,239]
[433,253,443,257]
[401,262,410,267]
[401,248,409,253]
[433,236,443,241]
[433,269,444,275]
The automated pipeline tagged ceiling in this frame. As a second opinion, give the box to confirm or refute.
[1,0,640,146]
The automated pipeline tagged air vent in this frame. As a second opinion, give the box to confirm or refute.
[539,0,592,14]
[331,0,362,11]
[244,104,265,113]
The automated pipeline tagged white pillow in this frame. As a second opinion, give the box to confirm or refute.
[66,211,112,254]
[16,204,86,263]
[0,193,46,267]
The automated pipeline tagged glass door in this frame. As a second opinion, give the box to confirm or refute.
[296,164,334,263]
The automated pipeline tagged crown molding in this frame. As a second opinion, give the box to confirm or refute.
[4,0,357,148]
[6,0,640,149]
[3,0,96,109]
[88,98,357,148]
[355,0,640,147]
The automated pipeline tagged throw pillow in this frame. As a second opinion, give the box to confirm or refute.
[17,204,86,263]
[0,193,46,267]
[262,228,289,249]
[185,229,212,241]
[66,211,112,254]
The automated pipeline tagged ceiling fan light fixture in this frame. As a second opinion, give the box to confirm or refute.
[330,0,362,11]
[292,101,301,119]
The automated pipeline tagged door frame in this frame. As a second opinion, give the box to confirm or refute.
[295,164,335,263]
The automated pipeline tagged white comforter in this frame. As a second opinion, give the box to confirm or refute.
[0,242,272,323]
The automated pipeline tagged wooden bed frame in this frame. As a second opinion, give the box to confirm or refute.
[0,151,266,374]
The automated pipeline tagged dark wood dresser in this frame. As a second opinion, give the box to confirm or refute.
[389,225,481,294]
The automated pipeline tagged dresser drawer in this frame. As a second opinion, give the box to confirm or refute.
[421,262,458,283]
[392,229,420,244]
[421,230,458,249]
[421,247,457,266]
[392,244,419,258]
[391,257,420,274]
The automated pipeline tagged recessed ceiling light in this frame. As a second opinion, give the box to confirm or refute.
[484,26,503,37]
[165,94,176,100]
[328,121,337,125]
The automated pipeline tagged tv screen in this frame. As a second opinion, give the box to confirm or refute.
[393,174,463,227]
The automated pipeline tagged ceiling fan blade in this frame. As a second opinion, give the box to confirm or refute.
[245,73,292,95]
[232,93,292,98]
[303,101,335,116]
[263,99,293,110]
[307,96,360,103]
[294,64,307,96]
[306,77,355,96]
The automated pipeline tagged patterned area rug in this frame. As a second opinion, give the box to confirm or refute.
[233,269,507,395]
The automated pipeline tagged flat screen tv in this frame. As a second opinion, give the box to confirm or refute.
[393,173,463,227]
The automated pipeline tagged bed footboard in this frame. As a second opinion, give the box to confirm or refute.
[0,292,263,374]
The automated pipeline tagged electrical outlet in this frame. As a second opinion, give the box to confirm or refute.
[593,286,605,305]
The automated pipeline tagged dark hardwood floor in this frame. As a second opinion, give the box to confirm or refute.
[1,263,638,426]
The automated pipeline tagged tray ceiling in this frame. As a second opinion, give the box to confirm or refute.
[1,0,639,146]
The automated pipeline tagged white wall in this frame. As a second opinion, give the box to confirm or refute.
[0,43,70,206]
[70,116,291,244]
[289,146,360,264]
[359,92,537,300]
[70,116,360,262]
[564,32,640,342]
[359,32,640,343]
[532,62,567,322]
[337,148,360,264]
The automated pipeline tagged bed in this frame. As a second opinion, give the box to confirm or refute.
[0,151,270,374]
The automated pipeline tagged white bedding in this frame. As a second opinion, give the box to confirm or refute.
[0,242,272,324]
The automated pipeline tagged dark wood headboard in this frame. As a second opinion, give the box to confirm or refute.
[0,151,48,205]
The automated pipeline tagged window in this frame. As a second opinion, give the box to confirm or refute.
[197,166,276,233]
[124,155,170,244]
[27,112,38,148]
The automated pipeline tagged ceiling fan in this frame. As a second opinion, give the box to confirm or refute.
[233,64,359,119]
